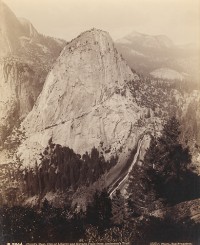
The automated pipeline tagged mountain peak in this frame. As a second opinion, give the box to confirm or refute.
[117,30,174,49]
[60,28,115,61]
[18,17,38,38]
[129,30,143,37]
[0,0,40,56]
[0,0,24,55]
[68,28,111,47]
[0,0,21,28]
[0,1,38,39]
[86,27,108,34]
[0,1,66,58]
[79,28,109,36]
[18,27,140,167]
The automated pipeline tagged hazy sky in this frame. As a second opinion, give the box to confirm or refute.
[4,0,200,45]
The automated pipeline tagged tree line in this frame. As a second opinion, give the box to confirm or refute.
[0,117,200,244]
[24,141,118,197]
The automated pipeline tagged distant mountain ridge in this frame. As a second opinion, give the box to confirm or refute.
[117,31,174,50]
[116,30,199,82]
[0,0,66,59]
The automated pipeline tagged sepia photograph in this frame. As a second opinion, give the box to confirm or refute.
[0,0,200,244]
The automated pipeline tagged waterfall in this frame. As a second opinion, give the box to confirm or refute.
[109,137,143,197]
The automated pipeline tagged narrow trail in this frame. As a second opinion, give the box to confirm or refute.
[109,137,143,197]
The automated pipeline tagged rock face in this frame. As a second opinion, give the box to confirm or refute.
[175,90,200,169]
[0,58,39,144]
[18,29,151,170]
[0,0,66,145]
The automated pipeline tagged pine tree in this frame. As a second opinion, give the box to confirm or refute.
[111,189,126,226]
[153,117,192,203]
[86,189,112,231]
[127,116,193,218]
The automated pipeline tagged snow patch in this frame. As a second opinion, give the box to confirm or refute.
[150,68,184,81]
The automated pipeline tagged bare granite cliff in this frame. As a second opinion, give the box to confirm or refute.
[18,28,150,169]
[0,0,66,145]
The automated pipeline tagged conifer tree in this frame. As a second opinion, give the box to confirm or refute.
[112,189,126,226]
[86,189,112,231]
[127,116,193,218]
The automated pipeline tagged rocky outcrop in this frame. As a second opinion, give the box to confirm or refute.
[17,29,152,169]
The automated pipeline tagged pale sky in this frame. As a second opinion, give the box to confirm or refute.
[3,0,200,45]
